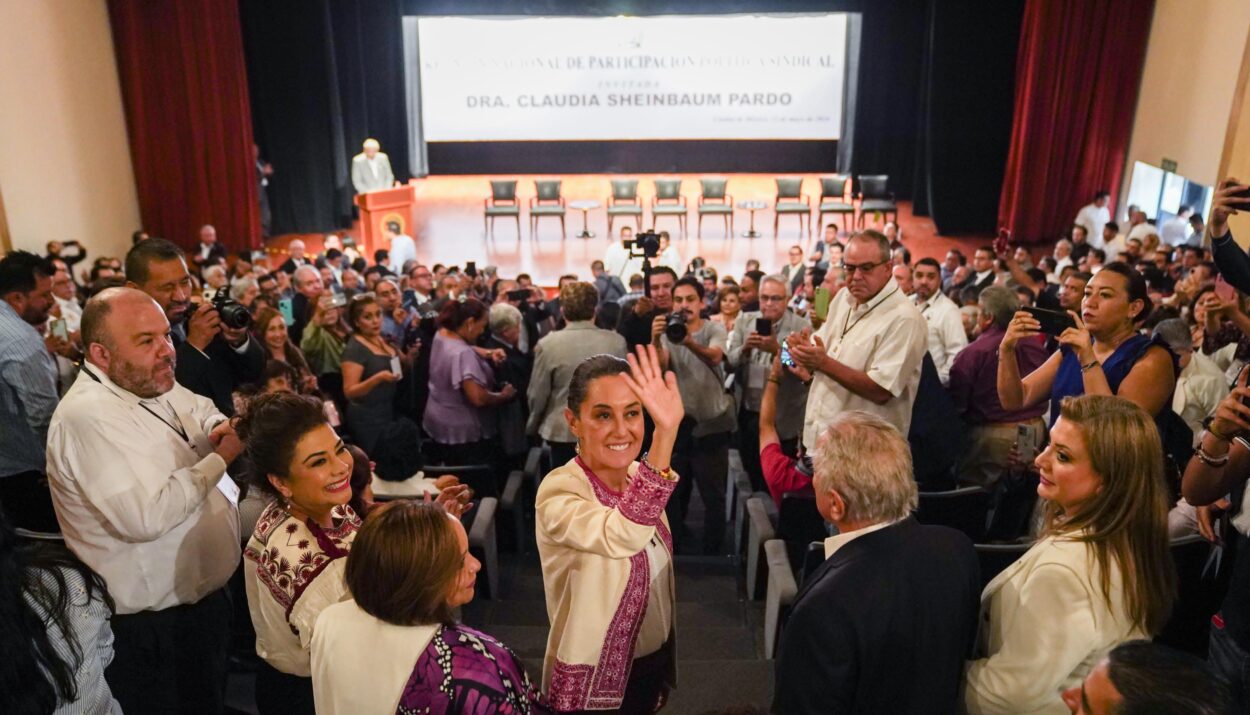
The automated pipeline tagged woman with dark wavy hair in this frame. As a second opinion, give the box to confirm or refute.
[0,509,119,714]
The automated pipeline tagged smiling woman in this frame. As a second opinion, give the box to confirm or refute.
[536,346,685,713]
[234,391,361,715]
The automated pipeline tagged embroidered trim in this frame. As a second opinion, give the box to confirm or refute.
[617,460,677,526]
[243,500,360,632]
[548,660,593,711]
[557,458,672,710]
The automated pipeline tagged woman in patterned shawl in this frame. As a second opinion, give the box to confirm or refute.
[311,500,548,714]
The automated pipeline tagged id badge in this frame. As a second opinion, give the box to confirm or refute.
[389,355,402,375]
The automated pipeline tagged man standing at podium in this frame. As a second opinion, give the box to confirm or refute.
[351,138,394,194]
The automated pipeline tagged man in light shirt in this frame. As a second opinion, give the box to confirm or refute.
[350,137,395,194]
[385,221,417,276]
[1074,190,1111,244]
[1127,209,1158,244]
[1100,222,1126,258]
[46,287,243,713]
[789,230,928,446]
[912,258,967,385]
[1160,205,1195,247]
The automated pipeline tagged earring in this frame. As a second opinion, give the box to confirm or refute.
[575,440,582,456]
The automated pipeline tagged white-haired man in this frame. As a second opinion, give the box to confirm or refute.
[351,137,395,194]
[774,411,979,714]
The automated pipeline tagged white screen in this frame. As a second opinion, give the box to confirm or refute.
[414,14,847,142]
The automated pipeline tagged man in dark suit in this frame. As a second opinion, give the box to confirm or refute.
[277,238,309,275]
[125,239,263,416]
[774,410,980,714]
[189,225,227,274]
[288,265,325,346]
[958,245,997,295]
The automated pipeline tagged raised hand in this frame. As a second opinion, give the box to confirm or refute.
[1211,178,1250,238]
[620,344,684,433]
[1002,310,1041,351]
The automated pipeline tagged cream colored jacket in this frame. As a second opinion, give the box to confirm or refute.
[963,533,1147,715]
[536,458,678,712]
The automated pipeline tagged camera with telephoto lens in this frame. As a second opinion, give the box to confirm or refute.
[625,230,661,259]
[665,309,689,343]
[190,286,252,330]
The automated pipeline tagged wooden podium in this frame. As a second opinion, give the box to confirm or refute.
[355,184,417,257]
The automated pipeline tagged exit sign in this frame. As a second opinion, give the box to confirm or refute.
[1161,158,1178,173]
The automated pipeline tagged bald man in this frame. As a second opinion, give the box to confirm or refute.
[46,287,242,713]
[350,137,395,194]
[279,238,309,275]
[191,224,226,273]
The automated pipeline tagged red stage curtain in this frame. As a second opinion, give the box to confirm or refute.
[997,0,1155,245]
[108,0,259,254]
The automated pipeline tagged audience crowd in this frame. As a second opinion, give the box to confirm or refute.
[4,182,1250,714]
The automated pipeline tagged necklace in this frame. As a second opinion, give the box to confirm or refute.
[839,285,900,340]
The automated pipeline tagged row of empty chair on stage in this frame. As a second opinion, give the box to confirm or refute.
[482,175,899,239]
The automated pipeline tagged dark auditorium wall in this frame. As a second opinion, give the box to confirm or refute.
[240,0,411,235]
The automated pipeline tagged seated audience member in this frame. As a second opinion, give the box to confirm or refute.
[781,244,806,293]
[300,295,350,401]
[913,257,967,385]
[236,392,361,714]
[809,223,840,269]
[965,396,1175,714]
[758,355,814,507]
[728,274,811,493]
[660,276,737,554]
[0,250,62,533]
[126,238,264,416]
[790,230,929,447]
[998,263,1176,429]
[201,264,229,300]
[536,348,681,713]
[0,509,119,714]
[342,294,422,480]
[948,286,1048,488]
[253,305,317,392]
[230,275,260,311]
[1062,640,1230,715]
[424,298,516,466]
[46,288,242,713]
[773,411,979,715]
[311,500,543,714]
[528,282,629,466]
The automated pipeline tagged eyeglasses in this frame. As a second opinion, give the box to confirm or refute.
[759,295,788,303]
[839,260,889,275]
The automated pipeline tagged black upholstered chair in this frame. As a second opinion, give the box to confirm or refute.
[816,175,855,231]
[606,179,643,234]
[650,179,687,237]
[773,177,811,237]
[855,174,898,228]
[697,178,734,238]
[484,180,521,238]
[529,180,566,238]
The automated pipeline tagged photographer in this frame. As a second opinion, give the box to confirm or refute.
[727,274,811,492]
[618,265,678,350]
[656,276,736,554]
[125,238,263,416]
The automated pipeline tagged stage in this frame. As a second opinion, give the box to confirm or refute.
[266,173,992,285]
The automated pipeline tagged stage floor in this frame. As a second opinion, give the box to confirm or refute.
[267,173,991,284]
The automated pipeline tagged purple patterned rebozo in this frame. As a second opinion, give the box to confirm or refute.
[396,624,551,715]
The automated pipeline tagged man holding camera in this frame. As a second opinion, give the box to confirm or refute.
[657,276,736,554]
[125,238,264,416]
[618,265,677,350]
[727,274,811,492]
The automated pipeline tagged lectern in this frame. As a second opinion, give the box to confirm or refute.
[354,184,417,256]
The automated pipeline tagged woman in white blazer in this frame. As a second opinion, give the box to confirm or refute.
[964,395,1175,715]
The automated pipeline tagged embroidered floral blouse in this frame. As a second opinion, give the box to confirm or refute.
[243,499,361,677]
[535,457,678,712]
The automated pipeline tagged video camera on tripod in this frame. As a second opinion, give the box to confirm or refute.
[624,230,661,298]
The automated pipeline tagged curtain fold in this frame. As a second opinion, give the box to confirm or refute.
[997,0,1155,245]
[107,0,259,253]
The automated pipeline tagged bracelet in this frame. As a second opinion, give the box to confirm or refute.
[767,377,781,385]
[1196,444,1231,468]
[640,454,677,482]
[1080,360,1101,373]
[1205,424,1235,443]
